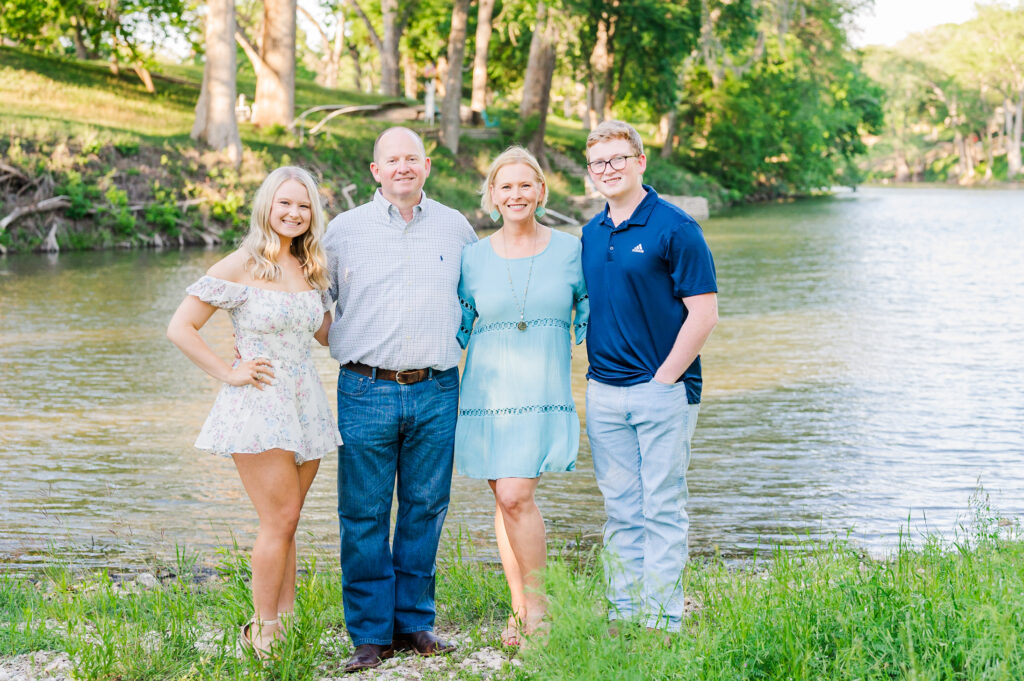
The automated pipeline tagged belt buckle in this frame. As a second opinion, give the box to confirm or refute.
[395,369,418,385]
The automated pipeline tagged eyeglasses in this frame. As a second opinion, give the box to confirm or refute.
[586,155,638,174]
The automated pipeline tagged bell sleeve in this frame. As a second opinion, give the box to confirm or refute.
[456,253,478,349]
[570,242,589,345]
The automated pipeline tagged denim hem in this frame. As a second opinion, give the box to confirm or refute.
[350,636,395,647]
[394,626,433,636]
[644,617,682,632]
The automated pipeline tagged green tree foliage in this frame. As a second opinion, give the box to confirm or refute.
[3,0,906,201]
[683,0,882,197]
[1,0,197,62]
[861,2,1024,182]
[563,0,701,120]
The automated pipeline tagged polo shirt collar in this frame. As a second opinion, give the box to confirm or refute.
[598,185,659,230]
[373,188,428,221]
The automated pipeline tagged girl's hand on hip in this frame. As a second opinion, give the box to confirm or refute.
[228,357,276,389]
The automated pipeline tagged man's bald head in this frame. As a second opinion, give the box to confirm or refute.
[373,127,427,164]
[369,126,432,210]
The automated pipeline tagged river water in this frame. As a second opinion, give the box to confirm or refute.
[1,187,1022,571]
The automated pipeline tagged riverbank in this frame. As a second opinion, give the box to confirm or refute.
[0,47,727,255]
[3,504,1022,681]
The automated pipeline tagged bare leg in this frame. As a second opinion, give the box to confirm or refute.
[276,459,320,619]
[489,481,525,644]
[232,449,307,653]
[492,477,547,634]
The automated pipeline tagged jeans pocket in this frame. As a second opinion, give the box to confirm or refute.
[432,369,459,391]
[338,370,369,397]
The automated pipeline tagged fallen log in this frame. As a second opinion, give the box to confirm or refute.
[0,195,71,232]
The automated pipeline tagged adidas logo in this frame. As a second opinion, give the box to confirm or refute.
[631,243,645,254]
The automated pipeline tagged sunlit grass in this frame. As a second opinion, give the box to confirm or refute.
[3,495,1022,680]
[516,496,1024,680]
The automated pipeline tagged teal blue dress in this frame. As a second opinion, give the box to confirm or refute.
[455,229,589,479]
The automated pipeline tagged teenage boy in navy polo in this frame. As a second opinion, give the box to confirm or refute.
[580,120,718,632]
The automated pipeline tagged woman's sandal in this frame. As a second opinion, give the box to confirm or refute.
[240,617,279,660]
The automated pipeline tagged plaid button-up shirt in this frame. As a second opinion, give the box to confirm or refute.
[325,189,478,371]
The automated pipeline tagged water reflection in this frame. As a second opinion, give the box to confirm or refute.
[1,187,1022,570]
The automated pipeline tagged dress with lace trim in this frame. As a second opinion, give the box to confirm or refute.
[454,230,589,479]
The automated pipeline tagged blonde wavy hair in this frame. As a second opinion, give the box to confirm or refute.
[480,146,548,213]
[241,166,329,289]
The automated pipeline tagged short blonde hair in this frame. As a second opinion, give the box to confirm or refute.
[480,146,548,213]
[241,166,329,289]
[586,120,644,158]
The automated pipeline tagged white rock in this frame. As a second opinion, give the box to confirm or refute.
[136,573,158,589]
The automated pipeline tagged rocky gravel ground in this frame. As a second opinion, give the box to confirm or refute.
[0,620,517,681]
[0,644,516,681]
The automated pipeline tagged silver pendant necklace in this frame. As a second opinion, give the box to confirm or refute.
[501,227,538,331]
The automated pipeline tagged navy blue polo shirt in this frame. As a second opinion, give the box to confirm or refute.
[581,186,717,404]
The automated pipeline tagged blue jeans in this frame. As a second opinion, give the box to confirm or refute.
[586,378,699,631]
[336,366,459,646]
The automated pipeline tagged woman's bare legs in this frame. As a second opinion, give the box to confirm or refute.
[275,459,320,621]
[489,477,547,639]
[232,450,319,653]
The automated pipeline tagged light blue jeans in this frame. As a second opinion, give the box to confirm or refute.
[586,378,699,631]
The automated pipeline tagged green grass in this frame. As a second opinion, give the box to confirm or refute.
[3,498,1023,681]
[0,46,724,254]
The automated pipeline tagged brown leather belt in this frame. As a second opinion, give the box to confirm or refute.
[343,362,433,385]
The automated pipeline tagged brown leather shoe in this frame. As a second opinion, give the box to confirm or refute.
[343,643,395,673]
[393,630,456,657]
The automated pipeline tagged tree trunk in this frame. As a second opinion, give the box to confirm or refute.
[1005,96,1014,149]
[436,55,449,98]
[252,0,296,128]
[325,10,346,89]
[984,118,995,181]
[1009,89,1023,178]
[380,0,401,96]
[582,83,593,130]
[659,110,677,159]
[70,17,92,59]
[297,4,341,88]
[440,0,471,153]
[192,0,242,166]
[953,130,967,182]
[470,0,496,118]
[520,1,557,163]
[133,62,155,93]
[403,52,418,100]
[587,11,613,129]
[348,42,363,91]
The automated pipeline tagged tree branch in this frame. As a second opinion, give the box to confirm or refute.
[234,24,265,73]
[297,5,331,52]
[345,0,382,52]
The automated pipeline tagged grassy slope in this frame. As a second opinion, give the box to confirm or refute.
[0,47,724,253]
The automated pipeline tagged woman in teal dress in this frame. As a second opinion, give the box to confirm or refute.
[455,147,588,645]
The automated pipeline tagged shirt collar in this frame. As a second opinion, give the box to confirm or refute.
[373,188,428,221]
[598,185,659,230]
